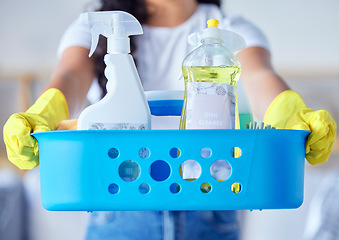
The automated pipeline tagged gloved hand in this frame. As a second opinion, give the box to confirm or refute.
[3,88,69,169]
[264,90,337,165]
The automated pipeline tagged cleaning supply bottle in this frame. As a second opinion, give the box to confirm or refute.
[179,19,246,182]
[179,19,246,130]
[77,11,151,130]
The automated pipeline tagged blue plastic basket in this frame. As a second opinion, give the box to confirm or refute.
[33,128,309,211]
[33,99,310,211]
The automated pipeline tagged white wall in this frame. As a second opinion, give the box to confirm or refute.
[0,0,92,75]
[224,0,339,77]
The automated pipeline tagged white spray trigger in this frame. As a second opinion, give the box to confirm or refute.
[89,24,108,57]
[80,11,143,57]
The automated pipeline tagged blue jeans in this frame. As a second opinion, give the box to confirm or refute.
[86,211,238,240]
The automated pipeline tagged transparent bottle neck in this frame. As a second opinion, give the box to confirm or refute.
[201,38,223,45]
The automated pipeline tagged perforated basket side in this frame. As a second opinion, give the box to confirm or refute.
[34,129,309,211]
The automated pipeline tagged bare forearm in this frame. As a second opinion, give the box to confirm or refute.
[242,70,289,118]
[44,72,91,118]
[236,47,289,119]
[42,47,95,118]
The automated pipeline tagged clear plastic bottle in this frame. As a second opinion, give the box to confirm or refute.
[179,19,245,130]
[179,19,246,182]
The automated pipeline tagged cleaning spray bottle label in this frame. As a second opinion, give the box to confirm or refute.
[186,82,236,129]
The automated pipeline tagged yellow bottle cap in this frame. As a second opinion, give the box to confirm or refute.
[207,19,219,28]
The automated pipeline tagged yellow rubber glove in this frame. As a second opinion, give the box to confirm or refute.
[3,88,69,169]
[264,90,337,165]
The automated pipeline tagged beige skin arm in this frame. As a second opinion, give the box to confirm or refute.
[236,47,290,119]
[43,46,95,118]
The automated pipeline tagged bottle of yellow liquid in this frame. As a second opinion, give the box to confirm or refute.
[179,19,245,130]
[179,19,246,183]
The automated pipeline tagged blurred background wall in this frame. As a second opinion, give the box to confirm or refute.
[225,0,339,76]
[0,0,338,239]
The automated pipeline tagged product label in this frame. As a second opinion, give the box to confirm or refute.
[89,123,148,130]
[186,82,235,129]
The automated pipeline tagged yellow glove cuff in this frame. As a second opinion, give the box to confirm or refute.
[264,90,306,129]
[27,88,69,127]
[264,90,337,165]
[3,88,69,169]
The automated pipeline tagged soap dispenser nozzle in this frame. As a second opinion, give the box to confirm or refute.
[188,18,246,53]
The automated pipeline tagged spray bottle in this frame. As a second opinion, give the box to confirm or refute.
[179,19,246,130]
[77,11,151,130]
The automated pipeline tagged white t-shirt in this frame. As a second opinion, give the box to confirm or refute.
[58,3,269,104]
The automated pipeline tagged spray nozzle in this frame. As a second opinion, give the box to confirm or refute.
[80,11,143,57]
[188,18,246,53]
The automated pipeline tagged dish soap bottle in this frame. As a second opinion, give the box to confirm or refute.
[77,11,151,130]
[179,19,245,130]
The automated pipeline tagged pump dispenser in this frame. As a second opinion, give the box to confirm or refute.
[179,19,246,130]
[77,11,151,130]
